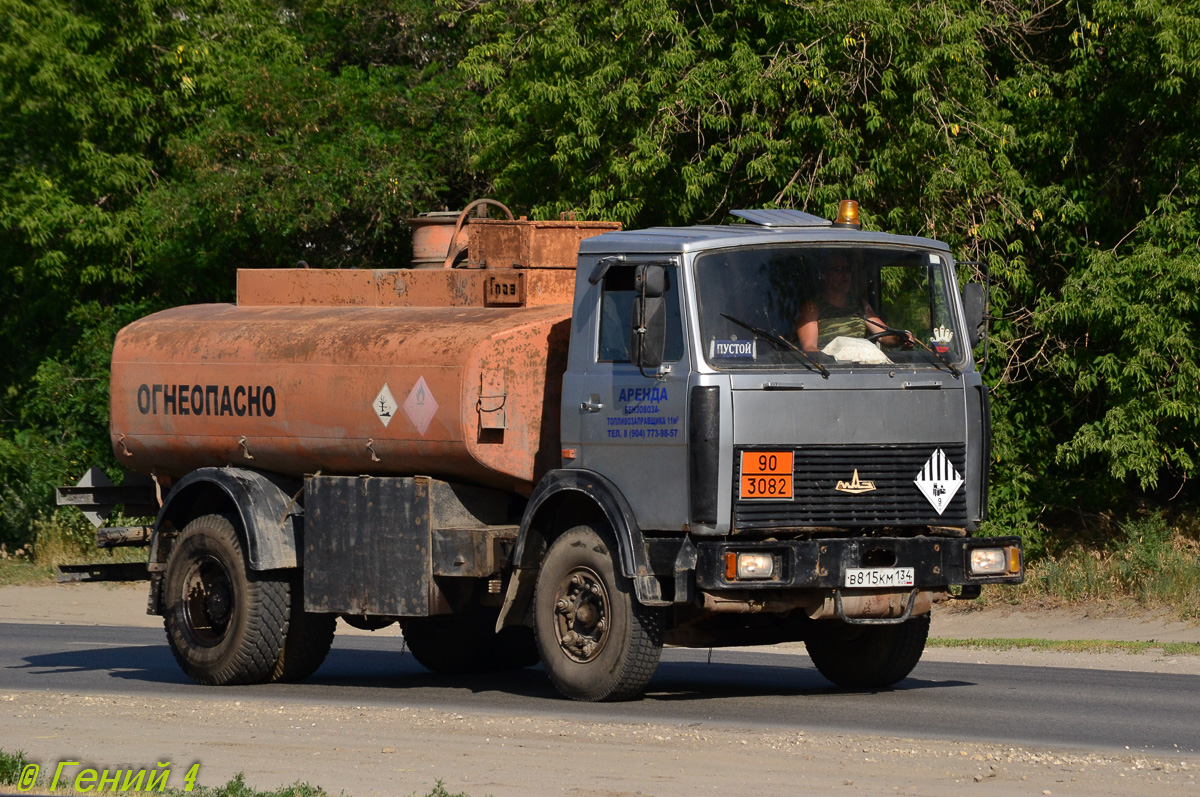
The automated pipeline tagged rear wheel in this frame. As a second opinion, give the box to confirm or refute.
[533,524,664,701]
[270,579,336,683]
[805,614,930,689]
[162,514,288,685]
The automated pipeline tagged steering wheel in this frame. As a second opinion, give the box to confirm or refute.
[866,325,915,347]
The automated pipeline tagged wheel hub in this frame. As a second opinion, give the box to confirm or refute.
[181,554,234,647]
[552,567,610,663]
[205,582,232,626]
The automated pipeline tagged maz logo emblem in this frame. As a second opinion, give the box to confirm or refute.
[835,469,876,494]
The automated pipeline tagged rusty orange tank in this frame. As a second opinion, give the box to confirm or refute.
[109,218,620,494]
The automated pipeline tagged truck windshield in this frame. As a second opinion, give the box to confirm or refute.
[695,245,964,369]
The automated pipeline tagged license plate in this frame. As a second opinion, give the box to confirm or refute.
[844,567,915,588]
[739,451,794,500]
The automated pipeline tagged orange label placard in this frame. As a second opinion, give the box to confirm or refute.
[739,451,794,500]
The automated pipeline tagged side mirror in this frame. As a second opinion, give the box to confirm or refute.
[961,283,986,349]
[630,264,667,369]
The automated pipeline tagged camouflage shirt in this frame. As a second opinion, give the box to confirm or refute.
[815,296,867,348]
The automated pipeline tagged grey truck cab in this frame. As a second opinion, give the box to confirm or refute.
[515,205,1022,700]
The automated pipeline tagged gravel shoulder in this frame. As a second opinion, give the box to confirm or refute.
[3,690,1198,797]
[3,583,1199,796]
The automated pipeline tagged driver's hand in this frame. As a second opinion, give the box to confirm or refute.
[902,331,915,349]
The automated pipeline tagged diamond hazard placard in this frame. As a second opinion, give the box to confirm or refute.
[914,448,963,515]
[403,376,438,436]
[373,384,398,428]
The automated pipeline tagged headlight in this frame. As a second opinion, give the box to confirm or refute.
[724,552,776,580]
[969,548,1006,575]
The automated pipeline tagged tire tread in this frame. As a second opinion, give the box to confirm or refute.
[534,525,664,702]
[163,514,289,686]
[806,613,929,690]
[271,597,336,683]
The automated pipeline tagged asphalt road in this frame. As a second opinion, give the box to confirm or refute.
[4,622,1197,756]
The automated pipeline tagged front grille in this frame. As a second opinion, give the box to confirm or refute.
[733,443,968,530]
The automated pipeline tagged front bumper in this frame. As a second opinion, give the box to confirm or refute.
[695,535,1023,591]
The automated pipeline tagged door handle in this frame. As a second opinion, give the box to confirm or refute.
[581,399,604,413]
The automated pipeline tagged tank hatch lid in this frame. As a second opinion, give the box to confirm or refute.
[729,208,832,228]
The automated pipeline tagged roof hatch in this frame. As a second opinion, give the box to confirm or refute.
[728,208,833,228]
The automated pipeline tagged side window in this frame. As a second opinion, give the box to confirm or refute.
[597,265,684,363]
[879,264,930,335]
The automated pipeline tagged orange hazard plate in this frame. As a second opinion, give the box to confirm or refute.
[739,451,794,500]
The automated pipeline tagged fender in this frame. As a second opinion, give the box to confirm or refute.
[497,469,665,630]
[152,467,301,571]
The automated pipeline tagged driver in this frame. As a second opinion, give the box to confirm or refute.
[797,254,912,351]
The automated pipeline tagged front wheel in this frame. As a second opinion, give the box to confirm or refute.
[805,614,930,689]
[162,514,288,685]
[533,525,664,701]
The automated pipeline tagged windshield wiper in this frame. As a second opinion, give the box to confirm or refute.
[720,313,829,378]
[859,316,960,378]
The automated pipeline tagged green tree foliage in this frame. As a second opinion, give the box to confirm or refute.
[459,0,1035,237]
[454,0,1051,541]
[1033,1,1200,499]
[143,0,481,278]
[1,0,1199,553]
[456,0,1200,539]
[0,0,231,543]
[0,0,474,546]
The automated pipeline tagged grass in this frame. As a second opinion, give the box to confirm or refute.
[0,509,147,585]
[0,558,59,585]
[0,749,471,796]
[984,513,1200,620]
[0,748,30,786]
[928,637,1200,656]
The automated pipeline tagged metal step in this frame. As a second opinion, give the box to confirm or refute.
[55,466,157,526]
[56,563,151,583]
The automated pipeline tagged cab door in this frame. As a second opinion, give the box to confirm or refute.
[563,261,690,530]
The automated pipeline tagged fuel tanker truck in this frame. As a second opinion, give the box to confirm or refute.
[59,199,1023,701]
